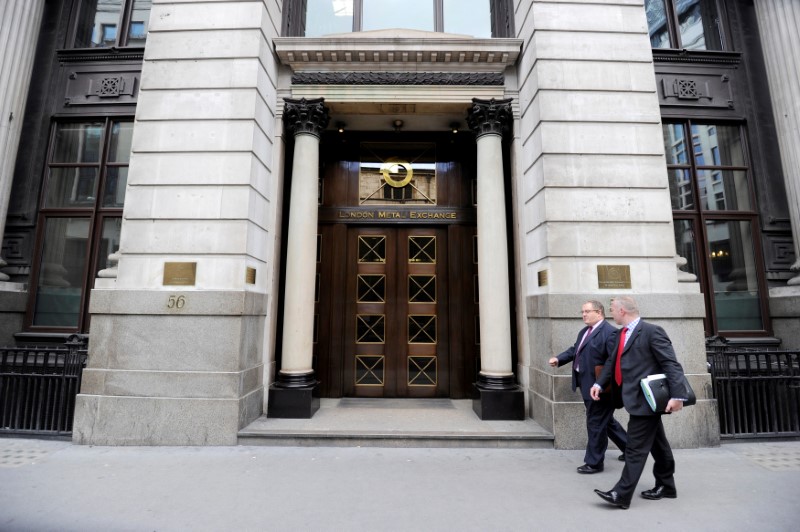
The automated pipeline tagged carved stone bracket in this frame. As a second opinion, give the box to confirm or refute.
[283,97,330,138]
[466,98,513,138]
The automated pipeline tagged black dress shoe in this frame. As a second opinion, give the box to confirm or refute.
[618,453,625,461]
[641,486,677,500]
[594,489,630,509]
[576,463,604,474]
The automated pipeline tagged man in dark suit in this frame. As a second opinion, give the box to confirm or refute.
[590,296,690,509]
[549,300,627,474]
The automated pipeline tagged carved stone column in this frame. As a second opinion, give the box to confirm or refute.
[466,98,524,420]
[0,0,45,284]
[268,98,329,418]
[754,0,800,286]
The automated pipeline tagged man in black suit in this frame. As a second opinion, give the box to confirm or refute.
[590,296,690,509]
[549,300,627,474]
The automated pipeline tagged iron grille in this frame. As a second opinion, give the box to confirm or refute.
[0,335,88,436]
[707,343,800,439]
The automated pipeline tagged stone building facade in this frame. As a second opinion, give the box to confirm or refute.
[1,0,797,446]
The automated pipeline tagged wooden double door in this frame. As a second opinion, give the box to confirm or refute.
[315,224,478,398]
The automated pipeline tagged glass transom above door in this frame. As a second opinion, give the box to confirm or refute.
[359,143,436,205]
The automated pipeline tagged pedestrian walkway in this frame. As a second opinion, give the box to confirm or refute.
[239,398,553,447]
[1,436,798,531]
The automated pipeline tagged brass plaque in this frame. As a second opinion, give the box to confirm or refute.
[245,267,256,285]
[597,265,631,289]
[537,269,548,287]
[163,262,196,286]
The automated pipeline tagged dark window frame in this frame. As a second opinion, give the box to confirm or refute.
[25,117,130,333]
[666,119,771,336]
[647,0,728,51]
[67,0,148,49]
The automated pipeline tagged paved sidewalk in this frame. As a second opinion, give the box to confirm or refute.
[1,437,798,531]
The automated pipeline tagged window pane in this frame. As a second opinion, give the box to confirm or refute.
[662,124,688,164]
[359,143,436,205]
[33,218,91,327]
[677,0,722,51]
[698,170,751,211]
[363,0,434,32]
[108,121,134,163]
[73,0,123,48]
[673,219,700,279]
[706,220,763,330]
[52,123,103,163]
[127,0,151,46]
[691,125,744,167]
[103,167,128,207]
[645,0,671,48]
[94,217,123,279]
[306,0,354,36]
[668,169,694,210]
[444,0,491,37]
[45,168,99,208]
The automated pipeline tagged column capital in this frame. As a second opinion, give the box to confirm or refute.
[467,98,513,139]
[283,97,330,138]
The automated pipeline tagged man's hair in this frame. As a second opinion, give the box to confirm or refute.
[585,299,605,316]
[612,296,639,315]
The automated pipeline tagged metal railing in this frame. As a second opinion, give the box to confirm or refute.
[0,335,88,436]
[707,340,800,439]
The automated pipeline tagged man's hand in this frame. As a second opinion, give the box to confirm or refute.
[590,385,602,401]
[665,399,683,413]
[548,357,558,368]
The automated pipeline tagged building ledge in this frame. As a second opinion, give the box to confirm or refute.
[274,30,522,73]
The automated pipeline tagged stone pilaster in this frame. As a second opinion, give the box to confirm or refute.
[0,0,44,286]
[466,98,524,421]
[73,0,283,445]
[755,0,800,349]
[514,0,716,447]
[267,98,329,419]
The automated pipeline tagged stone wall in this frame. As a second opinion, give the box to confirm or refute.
[73,0,284,445]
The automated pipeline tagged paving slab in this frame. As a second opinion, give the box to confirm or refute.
[1,437,798,531]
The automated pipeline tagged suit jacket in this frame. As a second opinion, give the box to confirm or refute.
[556,320,615,401]
[597,320,689,416]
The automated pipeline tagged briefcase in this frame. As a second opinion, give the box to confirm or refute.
[640,374,696,413]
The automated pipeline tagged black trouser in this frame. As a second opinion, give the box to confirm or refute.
[612,413,675,503]
[583,399,627,466]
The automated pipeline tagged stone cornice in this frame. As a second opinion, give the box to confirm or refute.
[274,32,522,73]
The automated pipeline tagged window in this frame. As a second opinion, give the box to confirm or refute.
[304,0,493,37]
[664,122,767,334]
[28,120,132,331]
[73,0,151,48]
[645,0,723,51]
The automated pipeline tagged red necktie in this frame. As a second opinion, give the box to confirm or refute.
[614,327,628,386]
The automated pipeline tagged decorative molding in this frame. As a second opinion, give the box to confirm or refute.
[292,72,504,86]
[274,35,522,73]
[467,98,512,138]
[57,48,145,63]
[283,98,330,138]
[657,73,734,109]
[65,71,139,107]
[652,50,742,66]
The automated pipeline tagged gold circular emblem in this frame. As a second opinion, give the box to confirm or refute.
[380,157,413,188]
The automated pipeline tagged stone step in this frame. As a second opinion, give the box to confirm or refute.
[237,398,554,449]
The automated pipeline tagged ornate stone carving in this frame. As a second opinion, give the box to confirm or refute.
[466,98,513,138]
[291,72,504,86]
[283,97,330,138]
